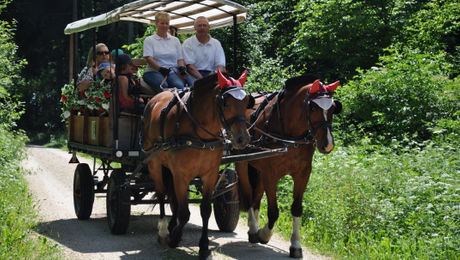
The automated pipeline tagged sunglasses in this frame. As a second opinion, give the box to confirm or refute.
[97,51,110,55]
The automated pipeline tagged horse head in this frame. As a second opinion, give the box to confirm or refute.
[216,70,252,149]
[306,79,341,154]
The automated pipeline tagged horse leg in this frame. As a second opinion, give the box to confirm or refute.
[197,174,218,260]
[162,167,178,234]
[148,160,169,245]
[247,206,260,243]
[289,171,311,258]
[167,177,190,248]
[247,165,263,243]
[235,161,252,211]
[257,181,278,244]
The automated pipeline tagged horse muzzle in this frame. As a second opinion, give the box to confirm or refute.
[227,119,250,150]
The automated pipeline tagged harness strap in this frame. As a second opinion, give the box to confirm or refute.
[251,125,315,147]
[173,89,223,139]
[159,89,189,142]
[248,91,278,134]
[141,136,225,166]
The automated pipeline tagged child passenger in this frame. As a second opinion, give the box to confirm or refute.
[97,62,115,82]
[115,54,144,113]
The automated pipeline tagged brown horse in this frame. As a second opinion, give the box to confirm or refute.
[143,71,251,259]
[235,76,342,258]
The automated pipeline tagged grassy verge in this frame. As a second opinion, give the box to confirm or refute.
[0,127,61,259]
[256,139,458,259]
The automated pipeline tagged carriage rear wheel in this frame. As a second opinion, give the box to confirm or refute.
[107,169,131,235]
[213,169,240,232]
[73,163,95,220]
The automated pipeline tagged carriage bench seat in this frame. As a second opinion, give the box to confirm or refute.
[132,58,158,96]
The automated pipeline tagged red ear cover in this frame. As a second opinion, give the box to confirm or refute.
[325,81,340,92]
[310,79,322,94]
[218,69,232,89]
[237,70,248,87]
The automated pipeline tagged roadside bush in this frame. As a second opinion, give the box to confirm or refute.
[0,126,60,258]
[335,48,458,145]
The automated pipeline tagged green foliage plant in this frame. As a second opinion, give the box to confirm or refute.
[290,0,394,81]
[0,1,26,129]
[0,126,60,259]
[336,48,458,145]
[263,141,458,259]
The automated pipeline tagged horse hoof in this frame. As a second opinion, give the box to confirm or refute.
[157,236,167,246]
[256,230,270,244]
[289,247,303,258]
[167,236,181,248]
[248,232,259,243]
[199,249,212,260]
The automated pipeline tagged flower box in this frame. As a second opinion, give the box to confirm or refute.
[84,116,100,145]
[83,116,111,146]
[69,115,85,143]
[100,116,112,147]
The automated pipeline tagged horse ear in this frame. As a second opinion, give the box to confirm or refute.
[217,69,229,89]
[326,81,340,92]
[310,79,322,94]
[238,70,248,86]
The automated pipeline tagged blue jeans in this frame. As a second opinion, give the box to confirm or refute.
[143,71,185,92]
[186,70,213,87]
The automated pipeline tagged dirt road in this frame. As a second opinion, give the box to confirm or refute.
[21,145,328,259]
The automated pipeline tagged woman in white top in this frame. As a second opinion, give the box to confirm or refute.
[143,12,187,93]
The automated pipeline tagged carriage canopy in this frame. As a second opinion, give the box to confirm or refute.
[64,0,247,35]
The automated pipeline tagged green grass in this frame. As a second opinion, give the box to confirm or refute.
[0,127,61,259]
[256,139,459,259]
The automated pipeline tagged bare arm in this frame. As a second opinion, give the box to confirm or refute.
[118,76,135,103]
[77,79,92,91]
[186,64,202,79]
[144,56,161,71]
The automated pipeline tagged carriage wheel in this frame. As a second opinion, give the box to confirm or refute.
[106,169,131,235]
[73,163,95,220]
[213,169,240,232]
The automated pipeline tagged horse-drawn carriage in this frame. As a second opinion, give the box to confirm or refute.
[64,1,341,259]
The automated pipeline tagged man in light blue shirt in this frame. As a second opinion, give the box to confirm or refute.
[183,16,226,86]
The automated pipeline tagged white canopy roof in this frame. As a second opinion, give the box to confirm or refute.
[64,0,247,35]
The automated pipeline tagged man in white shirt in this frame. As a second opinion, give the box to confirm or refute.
[183,16,226,86]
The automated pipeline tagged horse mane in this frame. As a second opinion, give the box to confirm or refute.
[191,73,218,93]
[284,73,318,91]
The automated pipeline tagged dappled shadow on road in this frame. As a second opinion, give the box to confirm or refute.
[35,213,289,259]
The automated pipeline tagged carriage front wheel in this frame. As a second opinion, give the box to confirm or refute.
[213,169,240,232]
[73,163,95,220]
[107,169,131,235]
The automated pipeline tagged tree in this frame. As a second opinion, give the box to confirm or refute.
[0,0,26,130]
[289,0,395,81]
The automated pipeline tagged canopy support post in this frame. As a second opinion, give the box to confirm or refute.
[232,14,238,77]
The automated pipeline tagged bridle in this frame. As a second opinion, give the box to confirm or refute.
[250,83,337,147]
[215,85,247,137]
[304,82,334,138]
